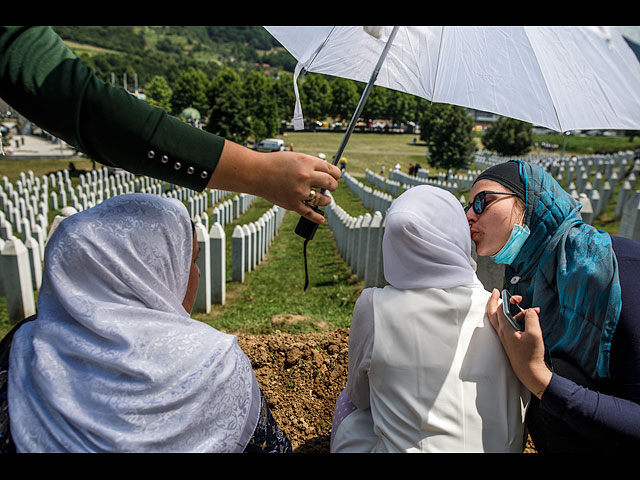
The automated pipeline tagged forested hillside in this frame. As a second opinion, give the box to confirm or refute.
[52,26,296,86]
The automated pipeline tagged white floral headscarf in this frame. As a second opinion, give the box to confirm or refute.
[9,193,258,452]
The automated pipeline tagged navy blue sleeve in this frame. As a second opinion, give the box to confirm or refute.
[539,235,640,450]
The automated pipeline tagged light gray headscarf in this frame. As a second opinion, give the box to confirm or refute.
[383,185,483,289]
[8,193,258,452]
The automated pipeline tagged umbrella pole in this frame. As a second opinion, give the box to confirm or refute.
[295,26,399,290]
[328,25,400,172]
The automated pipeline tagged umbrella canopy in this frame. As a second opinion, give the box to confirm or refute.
[265,26,640,133]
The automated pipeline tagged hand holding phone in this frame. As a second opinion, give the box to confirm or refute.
[501,289,525,331]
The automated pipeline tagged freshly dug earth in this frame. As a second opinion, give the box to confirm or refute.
[237,328,349,453]
[236,328,537,453]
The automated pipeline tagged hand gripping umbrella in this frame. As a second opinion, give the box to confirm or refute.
[264,26,640,289]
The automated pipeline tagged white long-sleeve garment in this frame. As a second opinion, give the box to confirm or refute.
[8,193,259,452]
[332,185,529,453]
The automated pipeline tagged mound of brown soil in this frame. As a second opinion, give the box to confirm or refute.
[237,329,349,453]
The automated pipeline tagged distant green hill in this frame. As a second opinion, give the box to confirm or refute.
[52,26,296,87]
[53,26,280,53]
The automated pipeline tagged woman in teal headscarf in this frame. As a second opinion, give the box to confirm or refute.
[466,160,640,452]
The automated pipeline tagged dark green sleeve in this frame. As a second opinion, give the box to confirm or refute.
[0,26,225,191]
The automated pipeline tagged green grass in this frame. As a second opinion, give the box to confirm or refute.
[533,133,640,155]
[0,157,95,183]
[283,131,430,175]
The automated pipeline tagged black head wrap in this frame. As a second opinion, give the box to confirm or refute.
[473,161,526,201]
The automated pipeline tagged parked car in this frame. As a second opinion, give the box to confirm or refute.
[256,138,285,152]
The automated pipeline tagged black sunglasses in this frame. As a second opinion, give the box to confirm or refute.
[465,190,519,215]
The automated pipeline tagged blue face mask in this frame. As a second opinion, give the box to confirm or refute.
[491,217,530,265]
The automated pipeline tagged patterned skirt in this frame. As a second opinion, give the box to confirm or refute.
[243,392,292,453]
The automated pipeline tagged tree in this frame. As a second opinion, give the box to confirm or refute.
[420,103,476,171]
[482,117,533,156]
[155,37,183,56]
[361,86,389,123]
[143,75,173,112]
[299,73,332,125]
[243,71,279,141]
[171,67,211,116]
[273,72,296,124]
[329,77,360,122]
[205,68,249,144]
[386,90,418,126]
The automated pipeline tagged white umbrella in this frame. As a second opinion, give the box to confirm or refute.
[265,26,640,134]
[268,26,640,288]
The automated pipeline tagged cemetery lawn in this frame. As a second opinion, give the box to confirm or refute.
[190,187,367,335]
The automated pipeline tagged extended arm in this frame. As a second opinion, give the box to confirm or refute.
[0,26,340,224]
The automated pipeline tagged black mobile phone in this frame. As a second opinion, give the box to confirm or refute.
[501,289,525,331]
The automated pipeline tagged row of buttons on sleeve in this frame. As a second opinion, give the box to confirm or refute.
[147,150,208,179]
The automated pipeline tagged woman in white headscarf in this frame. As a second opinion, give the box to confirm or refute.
[3,193,290,453]
[330,185,530,453]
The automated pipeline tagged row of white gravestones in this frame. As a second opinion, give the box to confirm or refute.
[1,192,258,323]
[342,172,394,215]
[473,150,637,186]
[230,205,286,286]
[372,168,472,197]
[388,170,461,197]
[191,194,264,314]
[365,169,404,196]
[0,166,248,324]
[187,191,256,230]
[1,168,155,246]
[0,206,77,324]
[2,190,261,323]
[0,166,241,246]
[375,168,470,196]
[324,194,386,289]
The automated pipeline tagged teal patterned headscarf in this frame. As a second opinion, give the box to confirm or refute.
[502,160,621,381]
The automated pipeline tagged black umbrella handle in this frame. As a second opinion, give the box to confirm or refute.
[295,206,325,291]
[295,205,324,241]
